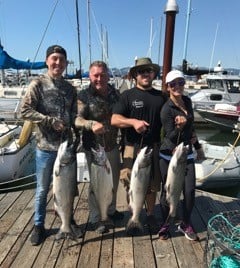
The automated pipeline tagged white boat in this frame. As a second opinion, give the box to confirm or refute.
[0,121,36,183]
[190,63,240,112]
[195,141,240,189]
[196,103,240,130]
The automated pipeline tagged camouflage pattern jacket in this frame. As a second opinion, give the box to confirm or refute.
[75,84,119,152]
[21,73,77,151]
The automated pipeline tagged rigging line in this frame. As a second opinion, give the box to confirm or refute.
[209,23,219,73]
[32,0,60,65]
[75,0,82,77]
[90,7,108,64]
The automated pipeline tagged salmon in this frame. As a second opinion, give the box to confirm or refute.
[126,146,153,235]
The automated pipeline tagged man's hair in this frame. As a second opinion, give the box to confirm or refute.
[89,60,108,71]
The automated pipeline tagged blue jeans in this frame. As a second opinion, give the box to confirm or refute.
[34,148,57,226]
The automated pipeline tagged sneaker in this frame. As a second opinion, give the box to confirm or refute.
[145,215,158,232]
[108,210,124,221]
[158,224,170,240]
[178,223,198,241]
[30,225,46,246]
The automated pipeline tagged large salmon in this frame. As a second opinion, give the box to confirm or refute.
[90,144,113,223]
[165,142,188,222]
[126,146,153,234]
[53,136,78,240]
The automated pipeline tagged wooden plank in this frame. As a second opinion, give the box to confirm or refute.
[9,190,55,267]
[0,189,35,266]
[112,211,134,268]
[99,228,114,268]
[112,182,134,268]
[0,191,22,217]
[171,235,203,268]
[53,183,89,268]
[0,181,239,268]
[0,190,35,267]
[152,202,179,268]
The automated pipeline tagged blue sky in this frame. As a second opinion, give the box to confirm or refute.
[0,0,240,73]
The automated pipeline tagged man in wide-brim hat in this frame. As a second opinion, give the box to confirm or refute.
[111,57,165,235]
[129,57,160,79]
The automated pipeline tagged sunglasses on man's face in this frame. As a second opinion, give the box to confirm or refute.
[169,80,185,88]
[137,68,155,75]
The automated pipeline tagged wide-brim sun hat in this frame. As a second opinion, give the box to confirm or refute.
[129,57,160,78]
[165,70,184,83]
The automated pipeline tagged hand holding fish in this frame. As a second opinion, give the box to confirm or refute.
[52,118,66,132]
[175,115,187,129]
[133,119,149,134]
[196,147,206,161]
[91,121,106,134]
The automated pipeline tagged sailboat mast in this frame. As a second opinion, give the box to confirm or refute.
[149,17,153,58]
[183,0,192,61]
[157,16,163,66]
[75,0,82,77]
[87,0,92,66]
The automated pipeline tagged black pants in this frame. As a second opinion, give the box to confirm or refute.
[159,157,196,224]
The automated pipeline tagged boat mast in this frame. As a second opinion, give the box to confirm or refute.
[183,0,192,61]
[75,0,82,78]
[87,0,92,66]
[157,16,163,66]
[149,17,153,58]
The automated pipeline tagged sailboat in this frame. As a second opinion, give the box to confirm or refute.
[0,43,47,121]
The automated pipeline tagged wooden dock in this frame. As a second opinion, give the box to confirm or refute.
[0,182,239,268]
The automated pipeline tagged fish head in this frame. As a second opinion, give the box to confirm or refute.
[137,146,153,168]
[91,144,107,166]
[58,139,75,165]
[173,142,188,163]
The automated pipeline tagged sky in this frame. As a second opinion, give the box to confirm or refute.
[0,0,240,74]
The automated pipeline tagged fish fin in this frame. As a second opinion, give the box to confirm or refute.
[126,219,143,235]
[54,165,61,176]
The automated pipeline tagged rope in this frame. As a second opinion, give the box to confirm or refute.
[197,132,240,181]
[206,211,240,268]
[210,255,240,268]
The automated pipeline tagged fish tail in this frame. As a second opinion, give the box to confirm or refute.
[126,218,143,235]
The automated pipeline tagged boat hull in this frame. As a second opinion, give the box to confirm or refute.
[196,108,239,130]
[0,135,36,183]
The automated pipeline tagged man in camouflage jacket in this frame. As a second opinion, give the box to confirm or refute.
[21,45,79,245]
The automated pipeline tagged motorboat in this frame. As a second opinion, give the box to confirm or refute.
[195,141,240,189]
[190,63,240,112]
[196,103,240,130]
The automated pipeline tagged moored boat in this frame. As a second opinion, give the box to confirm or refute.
[195,141,240,189]
[196,103,240,130]
[190,62,240,113]
[0,121,36,183]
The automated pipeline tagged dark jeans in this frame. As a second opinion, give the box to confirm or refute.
[159,157,196,224]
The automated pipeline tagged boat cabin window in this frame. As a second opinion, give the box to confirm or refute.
[226,80,240,93]
[207,80,224,91]
[209,94,223,101]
